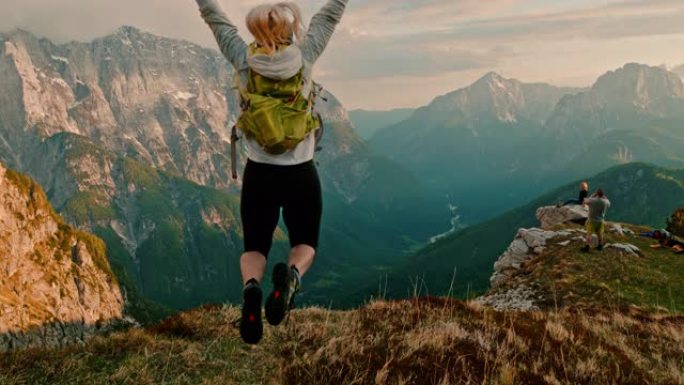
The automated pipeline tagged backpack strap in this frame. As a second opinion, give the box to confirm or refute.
[234,71,250,111]
[230,125,240,180]
[311,81,327,152]
[230,72,247,180]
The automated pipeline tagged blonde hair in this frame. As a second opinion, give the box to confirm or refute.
[580,181,589,191]
[246,2,304,55]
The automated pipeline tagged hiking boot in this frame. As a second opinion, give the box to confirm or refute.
[581,245,590,253]
[240,280,263,345]
[596,244,604,251]
[265,263,300,326]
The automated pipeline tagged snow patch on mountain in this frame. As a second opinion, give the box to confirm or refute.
[173,91,196,101]
[50,55,69,64]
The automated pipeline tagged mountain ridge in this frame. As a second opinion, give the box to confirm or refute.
[369,63,684,224]
[0,27,449,313]
[356,162,684,305]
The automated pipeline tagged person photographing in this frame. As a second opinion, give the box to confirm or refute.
[582,188,611,252]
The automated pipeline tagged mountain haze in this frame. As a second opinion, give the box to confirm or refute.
[348,108,414,140]
[371,72,583,221]
[0,27,448,312]
[543,63,684,179]
[362,163,684,304]
[371,64,684,223]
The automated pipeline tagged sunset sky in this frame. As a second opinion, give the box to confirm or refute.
[3,0,684,109]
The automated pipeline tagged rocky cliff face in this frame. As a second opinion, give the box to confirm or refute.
[674,64,684,80]
[0,162,124,351]
[487,204,591,294]
[423,72,581,126]
[0,27,235,189]
[0,26,407,215]
[19,133,247,310]
[545,63,684,140]
[0,26,380,194]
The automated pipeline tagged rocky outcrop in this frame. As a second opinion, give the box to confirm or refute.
[0,162,124,351]
[476,285,541,311]
[609,223,635,236]
[536,204,588,230]
[490,227,581,288]
[483,205,646,311]
[482,205,592,310]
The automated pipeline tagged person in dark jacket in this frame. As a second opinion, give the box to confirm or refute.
[560,181,589,207]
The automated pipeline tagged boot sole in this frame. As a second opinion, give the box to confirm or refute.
[265,263,290,326]
[240,285,263,345]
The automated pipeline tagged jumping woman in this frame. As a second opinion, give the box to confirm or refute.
[195,0,349,344]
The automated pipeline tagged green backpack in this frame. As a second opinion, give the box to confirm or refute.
[233,44,321,155]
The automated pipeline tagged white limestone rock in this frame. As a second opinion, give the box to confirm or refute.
[606,243,641,256]
[490,228,575,288]
[609,223,635,236]
[536,205,588,230]
[476,285,541,311]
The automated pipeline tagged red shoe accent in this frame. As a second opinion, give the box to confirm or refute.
[274,291,280,299]
[249,314,255,322]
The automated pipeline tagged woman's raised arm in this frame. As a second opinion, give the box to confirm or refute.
[196,0,248,70]
[300,0,349,64]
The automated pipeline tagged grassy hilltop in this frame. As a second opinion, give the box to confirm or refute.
[2,301,682,385]
[3,218,684,385]
[3,163,684,385]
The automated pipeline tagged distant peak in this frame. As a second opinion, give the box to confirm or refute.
[1,28,36,41]
[116,26,142,36]
[593,62,679,90]
[622,62,650,70]
[481,71,504,82]
[614,62,669,77]
[108,26,162,46]
[470,71,515,92]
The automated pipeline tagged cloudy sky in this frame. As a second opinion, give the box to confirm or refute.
[3,0,684,109]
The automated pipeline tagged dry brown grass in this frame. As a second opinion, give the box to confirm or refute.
[1,300,683,385]
[0,305,278,385]
[276,298,684,385]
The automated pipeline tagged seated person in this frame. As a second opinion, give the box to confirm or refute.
[559,181,589,207]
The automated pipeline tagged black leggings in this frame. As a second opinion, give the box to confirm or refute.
[240,159,323,258]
